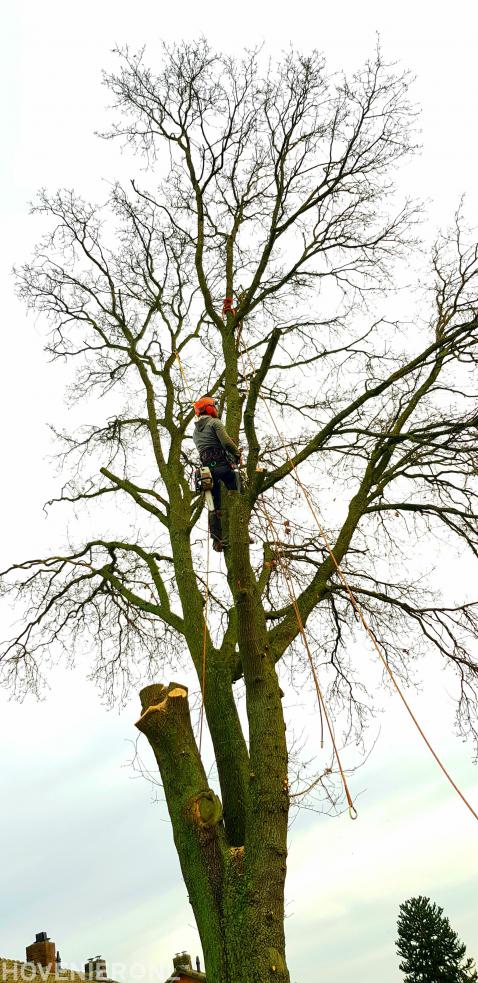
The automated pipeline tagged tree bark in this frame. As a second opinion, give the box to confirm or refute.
[136,671,290,983]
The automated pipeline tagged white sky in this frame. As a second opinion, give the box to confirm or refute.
[1,1,478,981]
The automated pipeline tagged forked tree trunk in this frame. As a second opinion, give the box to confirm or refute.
[136,497,291,983]
[136,682,290,983]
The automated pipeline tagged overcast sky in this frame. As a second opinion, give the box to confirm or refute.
[1,2,478,982]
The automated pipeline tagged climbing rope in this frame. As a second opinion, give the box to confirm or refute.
[239,335,478,824]
[173,347,211,751]
[198,530,210,754]
[175,341,333,791]
[235,319,357,815]
[174,308,478,824]
[174,349,195,406]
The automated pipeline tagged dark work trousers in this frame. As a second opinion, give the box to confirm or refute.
[209,464,239,546]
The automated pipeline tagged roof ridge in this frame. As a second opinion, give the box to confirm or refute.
[0,959,86,980]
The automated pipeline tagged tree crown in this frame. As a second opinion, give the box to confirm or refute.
[3,41,478,811]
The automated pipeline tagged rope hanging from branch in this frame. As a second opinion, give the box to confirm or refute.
[198,531,210,755]
[174,349,195,406]
[258,499,357,819]
[236,322,357,816]
[174,309,478,825]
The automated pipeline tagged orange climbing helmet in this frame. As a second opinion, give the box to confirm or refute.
[194,395,218,418]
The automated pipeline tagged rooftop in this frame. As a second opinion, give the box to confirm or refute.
[0,959,118,983]
[164,954,206,983]
[0,960,86,983]
[164,972,206,983]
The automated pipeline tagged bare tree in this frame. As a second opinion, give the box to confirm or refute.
[3,41,478,983]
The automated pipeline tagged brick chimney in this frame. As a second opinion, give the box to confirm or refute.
[26,933,56,972]
[172,954,193,974]
[85,957,108,981]
[166,952,205,982]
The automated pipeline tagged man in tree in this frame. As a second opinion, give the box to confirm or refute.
[193,395,241,551]
[396,896,477,982]
[3,41,478,983]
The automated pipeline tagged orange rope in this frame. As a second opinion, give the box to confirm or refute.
[178,319,477,825]
[222,296,236,317]
[236,336,356,815]
[242,345,478,824]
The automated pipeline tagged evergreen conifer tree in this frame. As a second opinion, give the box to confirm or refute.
[396,896,477,983]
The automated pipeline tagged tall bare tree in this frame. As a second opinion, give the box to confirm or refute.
[3,42,478,983]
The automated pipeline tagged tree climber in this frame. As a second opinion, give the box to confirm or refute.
[193,396,241,552]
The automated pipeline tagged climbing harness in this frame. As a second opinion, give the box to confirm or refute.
[200,447,231,467]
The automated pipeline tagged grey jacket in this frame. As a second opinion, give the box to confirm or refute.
[193,416,240,461]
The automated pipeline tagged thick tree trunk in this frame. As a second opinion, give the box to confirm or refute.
[136,453,291,982]
[227,493,290,982]
[136,677,291,983]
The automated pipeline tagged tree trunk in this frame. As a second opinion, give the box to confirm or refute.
[136,676,291,983]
